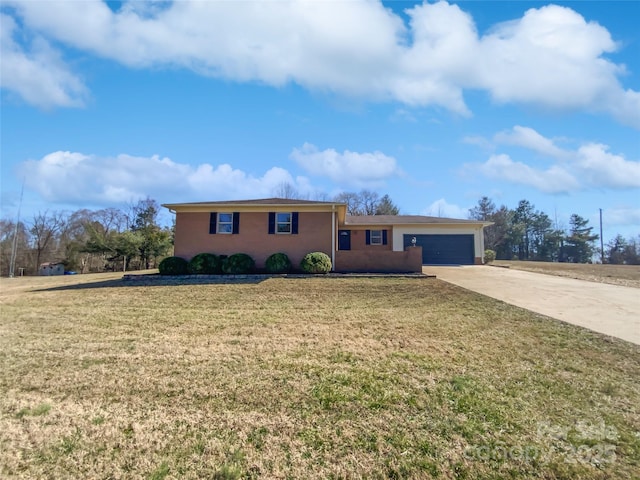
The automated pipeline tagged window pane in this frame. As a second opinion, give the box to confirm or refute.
[370,230,382,244]
[276,213,291,223]
[217,213,233,234]
[275,212,292,234]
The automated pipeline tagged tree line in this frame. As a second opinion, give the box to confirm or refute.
[2,192,636,276]
[333,191,400,215]
[1,188,401,277]
[0,198,172,276]
[274,182,400,215]
[469,196,639,264]
[308,189,636,265]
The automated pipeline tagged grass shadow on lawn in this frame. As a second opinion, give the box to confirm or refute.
[35,276,270,291]
[34,279,127,291]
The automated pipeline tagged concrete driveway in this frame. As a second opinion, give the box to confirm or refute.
[427,266,640,345]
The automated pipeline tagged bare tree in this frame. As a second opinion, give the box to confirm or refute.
[359,190,380,215]
[311,191,330,201]
[1,219,32,276]
[334,192,363,215]
[94,207,128,233]
[273,182,302,199]
[30,211,67,270]
[334,190,398,216]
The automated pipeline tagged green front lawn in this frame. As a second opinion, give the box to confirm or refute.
[1,275,638,479]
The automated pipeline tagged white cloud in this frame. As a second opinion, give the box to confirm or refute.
[0,13,88,108]
[476,7,614,102]
[604,207,640,228]
[19,151,313,206]
[575,143,640,189]
[422,198,468,219]
[494,125,568,159]
[462,135,493,150]
[468,126,640,192]
[290,143,399,187]
[2,1,638,126]
[470,5,640,127]
[474,153,580,194]
[2,0,407,106]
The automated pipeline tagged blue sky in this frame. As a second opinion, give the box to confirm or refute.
[1,0,639,242]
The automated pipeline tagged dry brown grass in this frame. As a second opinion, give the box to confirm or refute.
[492,260,640,288]
[1,273,639,479]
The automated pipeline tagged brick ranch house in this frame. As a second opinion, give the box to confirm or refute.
[163,198,491,273]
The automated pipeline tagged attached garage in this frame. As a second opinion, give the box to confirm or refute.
[343,214,492,266]
[403,234,475,265]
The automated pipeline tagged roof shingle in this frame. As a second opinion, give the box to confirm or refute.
[165,197,342,206]
[345,215,485,225]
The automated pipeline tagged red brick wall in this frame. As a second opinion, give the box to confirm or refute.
[174,211,333,268]
[335,247,422,273]
[346,227,393,251]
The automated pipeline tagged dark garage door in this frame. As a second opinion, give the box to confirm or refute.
[403,234,474,265]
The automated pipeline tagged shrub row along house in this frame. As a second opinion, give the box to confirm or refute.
[163,198,491,273]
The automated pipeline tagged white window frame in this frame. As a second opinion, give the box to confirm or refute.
[276,212,292,234]
[217,213,233,234]
[370,230,383,245]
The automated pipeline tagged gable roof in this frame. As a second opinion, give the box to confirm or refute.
[162,199,490,227]
[163,198,348,221]
[165,197,342,207]
[346,215,491,226]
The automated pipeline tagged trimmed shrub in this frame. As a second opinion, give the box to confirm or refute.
[222,253,255,274]
[158,256,188,275]
[484,249,496,264]
[300,252,332,274]
[265,252,292,274]
[188,253,221,274]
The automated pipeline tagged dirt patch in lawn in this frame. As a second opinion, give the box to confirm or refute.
[492,260,640,288]
[1,273,639,479]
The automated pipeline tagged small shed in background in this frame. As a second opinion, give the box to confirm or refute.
[39,262,65,276]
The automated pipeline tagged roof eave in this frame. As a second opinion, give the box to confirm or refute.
[344,220,493,227]
[162,201,348,214]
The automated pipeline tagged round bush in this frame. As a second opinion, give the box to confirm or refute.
[265,252,292,274]
[300,252,332,274]
[221,253,255,274]
[188,253,221,274]
[158,256,188,275]
[484,249,496,264]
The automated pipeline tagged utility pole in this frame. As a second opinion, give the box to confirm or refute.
[9,180,25,278]
[599,208,604,264]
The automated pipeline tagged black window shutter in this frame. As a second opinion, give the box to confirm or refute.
[268,212,275,234]
[382,230,388,245]
[366,230,371,245]
[232,212,240,234]
[209,212,217,234]
[292,212,299,234]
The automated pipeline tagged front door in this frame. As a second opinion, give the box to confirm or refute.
[338,230,351,250]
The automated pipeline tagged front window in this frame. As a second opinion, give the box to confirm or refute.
[276,213,292,234]
[370,230,383,245]
[217,213,233,234]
